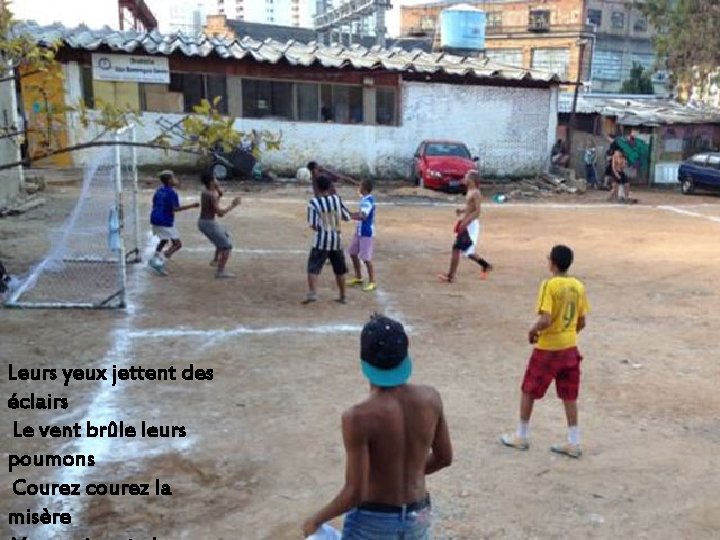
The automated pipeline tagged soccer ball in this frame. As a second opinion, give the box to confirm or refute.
[296,167,311,182]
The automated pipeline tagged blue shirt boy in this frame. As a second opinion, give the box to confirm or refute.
[150,185,180,227]
[357,194,376,238]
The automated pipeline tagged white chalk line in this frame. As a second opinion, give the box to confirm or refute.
[128,323,363,340]
[222,196,720,212]
[656,205,720,224]
[240,197,635,209]
[180,247,306,254]
[38,234,193,540]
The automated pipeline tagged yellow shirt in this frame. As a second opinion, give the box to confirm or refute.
[535,276,589,351]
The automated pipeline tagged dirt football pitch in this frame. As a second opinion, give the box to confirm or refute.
[1,180,719,540]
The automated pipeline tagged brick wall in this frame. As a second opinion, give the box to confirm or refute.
[400,0,587,82]
[204,15,234,39]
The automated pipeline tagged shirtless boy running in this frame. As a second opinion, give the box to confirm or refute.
[439,170,493,282]
[302,314,453,539]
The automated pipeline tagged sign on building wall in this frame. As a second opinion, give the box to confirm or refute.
[91,53,170,84]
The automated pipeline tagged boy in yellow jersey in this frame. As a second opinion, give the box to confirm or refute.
[500,245,589,458]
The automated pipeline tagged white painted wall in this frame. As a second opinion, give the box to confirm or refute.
[65,74,557,178]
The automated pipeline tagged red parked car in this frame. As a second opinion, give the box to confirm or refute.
[412,140,479,191]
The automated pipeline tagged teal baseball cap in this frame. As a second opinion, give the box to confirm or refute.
[360,315,412,387]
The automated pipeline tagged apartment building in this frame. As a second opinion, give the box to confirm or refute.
[216,0,313,28]
[586,0,664,93]
[400,0,665,94]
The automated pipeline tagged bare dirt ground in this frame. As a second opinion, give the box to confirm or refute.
[1,176,719,540]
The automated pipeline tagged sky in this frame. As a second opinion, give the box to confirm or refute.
[10,0,438,37]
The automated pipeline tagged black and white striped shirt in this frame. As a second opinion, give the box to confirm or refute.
[308,194,351,251]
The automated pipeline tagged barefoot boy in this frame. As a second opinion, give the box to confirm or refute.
[198,173,241,278]
[500,245,589,458]
[347,179,377,292]
[149,170,198,275]
[439,170,492,282]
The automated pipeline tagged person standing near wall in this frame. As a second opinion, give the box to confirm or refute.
[607,150,629,202]
[584,142,598,189]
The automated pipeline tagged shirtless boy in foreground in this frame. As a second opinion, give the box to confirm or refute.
[302,314,453,539]
[439,170,493,282]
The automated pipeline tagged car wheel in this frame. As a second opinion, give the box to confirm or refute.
[212,162,230,181]
[680,177,694,195]
[411,167,421,186]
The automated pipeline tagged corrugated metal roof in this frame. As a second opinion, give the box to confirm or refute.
[558,94,720,126]
[17,21,562,85]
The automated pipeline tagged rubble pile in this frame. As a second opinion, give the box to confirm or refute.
[489,175,587,201]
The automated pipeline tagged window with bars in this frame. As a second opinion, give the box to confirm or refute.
[611,11,625,29]
[376,87,396,126]
[486,12,502,28]
[241,79,293,119]
[633,16,648,32]
[531,48,569,78]
[486,48,523,67]
[587,9,601,26]
[168,73,228,113]
[529,10,550,31]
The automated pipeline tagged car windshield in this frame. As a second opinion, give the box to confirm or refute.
[425,143,471,158]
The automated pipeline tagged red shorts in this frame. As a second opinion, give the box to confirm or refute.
[521,347,582,401]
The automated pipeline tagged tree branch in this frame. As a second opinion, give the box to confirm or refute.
[0,129,26,141]
[0,141,206,172]
[0,69,40,83]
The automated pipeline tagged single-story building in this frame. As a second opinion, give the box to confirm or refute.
[20,22,563,178]
[558,94,720,185]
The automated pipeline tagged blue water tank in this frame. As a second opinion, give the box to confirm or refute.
[440,4,486,51]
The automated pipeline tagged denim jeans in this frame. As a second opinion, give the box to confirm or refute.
[585,164,598,187]
[342,505,432,540]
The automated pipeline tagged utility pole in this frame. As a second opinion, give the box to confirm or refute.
[567,40,586,167]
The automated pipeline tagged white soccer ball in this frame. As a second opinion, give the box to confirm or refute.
[296,167,312,182]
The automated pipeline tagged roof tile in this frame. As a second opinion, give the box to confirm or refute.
[17,21,562,85]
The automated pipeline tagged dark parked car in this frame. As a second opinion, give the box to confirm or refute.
[678,152,720,194]
[412,140,479,191]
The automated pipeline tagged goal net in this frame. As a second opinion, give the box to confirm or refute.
[5,126,140,309]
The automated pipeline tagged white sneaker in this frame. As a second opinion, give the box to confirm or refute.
[148,257,167,276]
[500,433,530,451]
[550,442,582,458]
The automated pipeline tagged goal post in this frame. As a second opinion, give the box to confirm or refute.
[5,126,140,309]
[119,125,142,265]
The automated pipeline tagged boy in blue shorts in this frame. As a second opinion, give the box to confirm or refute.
[347,179,377,292]
[148,170,198,275]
